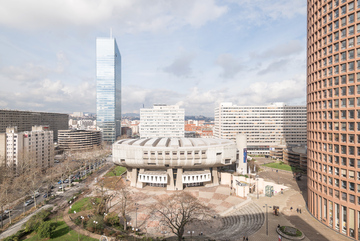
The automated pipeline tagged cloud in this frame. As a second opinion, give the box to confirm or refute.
[163,53,195,77]
[122,85,183,113]
[0,77,96,113]
[216,53,244,79]
[257,59,289,75]
[255,40,304,59]
[231,0,306,25]
[0,0,227,32]
[239,78,305,105]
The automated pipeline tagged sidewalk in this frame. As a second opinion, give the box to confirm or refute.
[0,204,53,240]
[250,188,351,241]
[63,207,103,240]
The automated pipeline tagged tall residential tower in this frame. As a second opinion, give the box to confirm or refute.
[307,0,360,239]
[96,37,121,143]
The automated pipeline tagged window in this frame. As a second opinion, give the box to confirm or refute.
[349,25,355,35]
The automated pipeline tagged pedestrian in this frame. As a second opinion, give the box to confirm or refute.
[246,237,248,241]
[296,208,299,213]
[290,207,293,211]
[300,208,302,214]
[243,236,245,241]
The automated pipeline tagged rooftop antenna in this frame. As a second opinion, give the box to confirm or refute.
[110,27,112,38]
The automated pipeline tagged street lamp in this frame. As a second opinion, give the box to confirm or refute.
[187,231,194,241]
[263,204,272,236]
[135,203,139,229]
[93,220,98,233]
[256,175,259,199]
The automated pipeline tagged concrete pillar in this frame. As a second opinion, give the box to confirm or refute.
[212,167,219,186]
[136,168,145,188]
[131,168,138,187]
[167,168,175,191]
[127,168,132,180]
[236,134,248,174]
[175,168,183,190]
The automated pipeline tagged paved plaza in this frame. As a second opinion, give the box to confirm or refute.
[85,161,355,240]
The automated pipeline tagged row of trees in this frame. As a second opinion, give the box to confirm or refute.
[0,146,110,228]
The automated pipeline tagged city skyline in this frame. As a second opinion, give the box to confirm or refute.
[0,0,306,117]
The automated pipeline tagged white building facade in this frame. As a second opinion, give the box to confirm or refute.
[0,126,54,172]
[214,102,307,155]
[112,137,237,190]
[139,104,185,138]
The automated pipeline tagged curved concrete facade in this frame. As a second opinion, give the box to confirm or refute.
[112,137,237,190]
[307,1,360,239]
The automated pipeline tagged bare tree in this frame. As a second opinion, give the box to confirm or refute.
[153,192,212,241]
[0,164,15,227]
[112,181,132,231]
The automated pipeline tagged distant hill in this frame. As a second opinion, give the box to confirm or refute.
[121,113,213,122]
[185,115,214,122]
[122,113,140,117]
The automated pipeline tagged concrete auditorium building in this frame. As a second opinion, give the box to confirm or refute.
[112,136,247,190]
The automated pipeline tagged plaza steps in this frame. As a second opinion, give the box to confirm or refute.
[210,202,264,241]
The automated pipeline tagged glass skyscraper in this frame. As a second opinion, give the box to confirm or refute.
[96,37,121,143]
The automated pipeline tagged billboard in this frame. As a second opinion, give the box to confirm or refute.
[243,148,247,163]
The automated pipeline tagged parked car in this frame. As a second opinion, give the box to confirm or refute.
[43,193,49,198]
[24,199,34,206]
[58,180,62,184]
[31,192,40,198]
[0,215,8,221]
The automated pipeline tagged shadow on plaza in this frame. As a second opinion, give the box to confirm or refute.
[282,213,330,241]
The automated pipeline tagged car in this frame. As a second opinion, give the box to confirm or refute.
[58,180,62,184]
[43,193,48,198]
[0,215,8,221]
[24,199,34,206]
[63,179,69,183]
[3,209,10,215]
[59,186,64,189]
[31,192,40,198]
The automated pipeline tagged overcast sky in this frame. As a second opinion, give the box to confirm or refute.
[0,0,307,117]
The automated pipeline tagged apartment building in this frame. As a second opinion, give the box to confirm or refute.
[214,102,307,154]
[0,126,54,171]
[58,129,102,151]
[0,109,68,142]
[139,104,185,138]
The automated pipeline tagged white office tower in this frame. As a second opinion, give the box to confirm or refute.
[140,104,185,138]
[214,102,307,155]
[236,134,248,174]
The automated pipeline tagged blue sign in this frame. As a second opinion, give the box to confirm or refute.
[243,148,247,163]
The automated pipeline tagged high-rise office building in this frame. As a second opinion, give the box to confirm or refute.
[140,104,185,138]
[96,37,121,143]
[214,102,307,154]
[0,109,68,142]
[307,1,360,238]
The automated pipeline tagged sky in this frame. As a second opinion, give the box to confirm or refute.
[0,0,307,117]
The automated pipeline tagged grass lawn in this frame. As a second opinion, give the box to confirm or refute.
[262,162,301,172]
[24,219,97,241]
[68,197,98,214]
[105,166,126,177]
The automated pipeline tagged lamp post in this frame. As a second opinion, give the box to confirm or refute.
[93,220,98,233]
[256,175,259,199]
[187,231,194,241]
[263,204,272,236]
[135,203,139,230]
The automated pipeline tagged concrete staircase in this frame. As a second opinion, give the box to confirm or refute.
[210,202,264,240]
